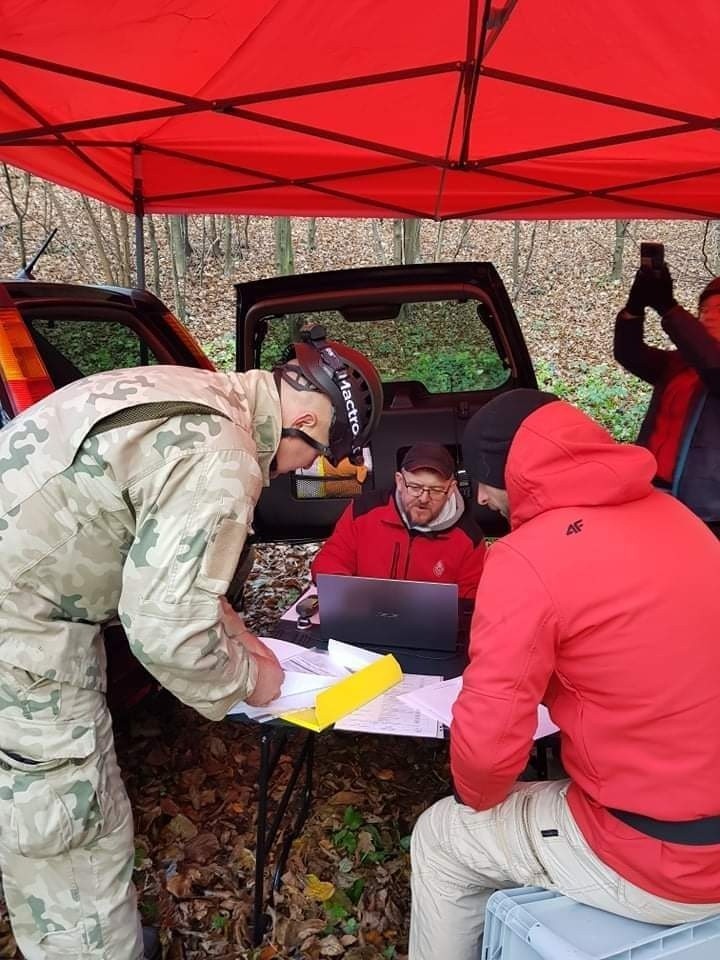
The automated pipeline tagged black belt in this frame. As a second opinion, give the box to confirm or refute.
[609,808,720,845]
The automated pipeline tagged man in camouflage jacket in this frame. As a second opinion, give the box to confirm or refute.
[0,333,381,959]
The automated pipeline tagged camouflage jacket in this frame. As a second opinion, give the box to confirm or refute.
[0,367,281,720]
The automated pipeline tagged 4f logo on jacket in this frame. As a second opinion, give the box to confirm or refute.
[433,560,446,577]
[566,519,584,535]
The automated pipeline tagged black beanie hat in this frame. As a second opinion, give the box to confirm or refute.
[699,277,720,307]
[462,389,559,488]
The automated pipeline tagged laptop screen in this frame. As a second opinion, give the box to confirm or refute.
[316,574,459,652]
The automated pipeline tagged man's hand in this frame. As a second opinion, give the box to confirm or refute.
[625,266,677,317]
[220,597,284,706]
[246,644,284,706]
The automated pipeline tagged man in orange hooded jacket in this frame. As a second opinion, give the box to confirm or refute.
[409,390,720,960]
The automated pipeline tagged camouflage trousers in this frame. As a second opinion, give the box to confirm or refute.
[0,661,143,959]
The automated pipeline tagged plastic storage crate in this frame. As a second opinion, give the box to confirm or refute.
[482,887,720,959]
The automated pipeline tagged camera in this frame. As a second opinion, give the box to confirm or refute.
[640,242,665,275]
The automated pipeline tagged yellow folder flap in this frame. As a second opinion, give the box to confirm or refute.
[281,654,402,732]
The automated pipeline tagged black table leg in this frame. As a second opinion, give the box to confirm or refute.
[251,727,316,947]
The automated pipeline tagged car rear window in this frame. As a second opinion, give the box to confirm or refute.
[25,315,160,386]
[257,298,509,394]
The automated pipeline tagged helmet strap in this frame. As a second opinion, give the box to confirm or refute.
[280,426,333,461]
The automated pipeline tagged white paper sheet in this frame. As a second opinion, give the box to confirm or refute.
[327,637,382,670]
[335,674,445,739]
[398,677,559,739]
[280,586,319,624]
[227,636,377,718]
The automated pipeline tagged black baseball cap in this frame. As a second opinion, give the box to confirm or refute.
[400,443,455,480]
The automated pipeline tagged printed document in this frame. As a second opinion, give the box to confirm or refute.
[398,676,559,738]
[335,673,445,739]
[227,637,378,720]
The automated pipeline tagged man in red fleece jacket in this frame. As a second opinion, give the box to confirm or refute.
[409,390,720,960]
[312,443,485,603]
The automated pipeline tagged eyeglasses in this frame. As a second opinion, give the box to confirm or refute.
[400,472,451,500]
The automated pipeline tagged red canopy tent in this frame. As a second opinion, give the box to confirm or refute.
[0,1,717,221]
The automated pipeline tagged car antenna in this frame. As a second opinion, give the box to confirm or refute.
[14,227,58,280]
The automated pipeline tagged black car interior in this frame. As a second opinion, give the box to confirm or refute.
[237,263,537,542]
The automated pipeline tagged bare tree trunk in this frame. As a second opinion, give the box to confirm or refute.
[2,163,31,264]
[307,217,317,252]
[103,206,130,285]
[402,219,422,265]
[392,220,403,264]
[49,185,93,279]
[611,220,629,281]
[511,221,521,293]
[207,215,222,260]
[168,215,188,285]
[371,220,386,263]
[433,222,445,262]
[42,180,52,233]
[239,216,251,259]
[147,214,161,297]
[82,196,116,284]
[222,217,234,276]
[198,217,208,285]
[181,215,192,259]
[119,212,132,286]
[513,222,538,301]
[164,216,186,320]
[274,217,295,275]
[452,220,475,260]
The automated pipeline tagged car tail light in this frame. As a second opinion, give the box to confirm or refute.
[161,309,216,370]
[0,305,54,414]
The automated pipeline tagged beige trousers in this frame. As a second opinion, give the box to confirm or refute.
[0,662,142,959]
[410,780,720,960]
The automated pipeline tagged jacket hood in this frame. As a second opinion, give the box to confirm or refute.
[505,401,657,528]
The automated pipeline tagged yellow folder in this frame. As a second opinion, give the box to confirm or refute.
[280,654,402,732]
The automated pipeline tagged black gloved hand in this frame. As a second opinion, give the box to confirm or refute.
[625,270,651,315]
[645,264,677,316]
[625,266,677,317]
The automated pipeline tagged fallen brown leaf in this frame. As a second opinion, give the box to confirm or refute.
[184,832,220,863]
[161,797,181,817]
[166,867,201,898]
[167,814,198,841]
[303,874,335,902]
[328,791,367,806]
[319,934,344,957]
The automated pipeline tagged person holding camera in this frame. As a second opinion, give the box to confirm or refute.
[614,257,720,533]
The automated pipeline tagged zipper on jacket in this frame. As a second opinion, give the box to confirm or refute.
[389,543,400,579]
[403,534,416,579]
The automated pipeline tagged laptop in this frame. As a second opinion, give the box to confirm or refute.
[316,573,458,653]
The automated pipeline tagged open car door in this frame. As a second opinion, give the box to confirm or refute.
[236,262,536,541]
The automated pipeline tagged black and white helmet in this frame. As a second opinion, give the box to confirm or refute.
[276,325,383,466]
